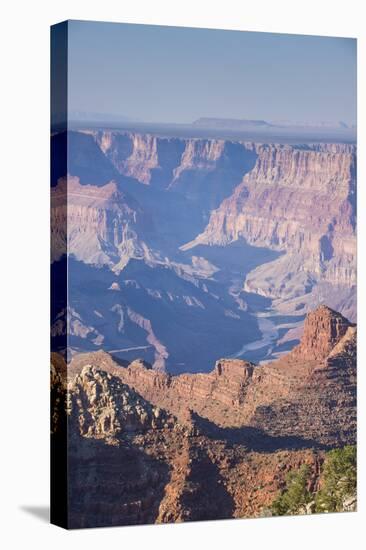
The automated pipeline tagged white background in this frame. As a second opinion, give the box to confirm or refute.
[0,1,364,548]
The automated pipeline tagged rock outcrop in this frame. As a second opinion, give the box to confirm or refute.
[69,365,175,437]
[54,360,180,528]
[289,305,354,361]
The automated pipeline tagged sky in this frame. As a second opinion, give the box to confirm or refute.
[65,20,357,126]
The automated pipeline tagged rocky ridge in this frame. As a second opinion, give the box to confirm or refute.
[69,305,356,447]
[53,305,356,527]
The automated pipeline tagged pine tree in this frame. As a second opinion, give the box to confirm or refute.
[315,446,356,513]
[271,464,312,516]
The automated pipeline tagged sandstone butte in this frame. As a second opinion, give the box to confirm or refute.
[51,305,356,528]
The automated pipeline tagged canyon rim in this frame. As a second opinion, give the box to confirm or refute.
[51,20,357,528]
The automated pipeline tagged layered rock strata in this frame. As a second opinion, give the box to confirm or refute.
[183,143,356,318]
[52,305,356,527]
[70,306,356,447]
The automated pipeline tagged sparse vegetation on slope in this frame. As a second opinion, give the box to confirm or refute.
[270,464,312,516]
[315,446,356,513]
[269,446,356,517]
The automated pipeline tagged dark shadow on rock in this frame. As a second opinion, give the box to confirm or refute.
[20,505,50,523]
[179,443,235,521]
[67,434,170,529]
[192,412,330,452]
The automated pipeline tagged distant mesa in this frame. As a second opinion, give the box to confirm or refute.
[192,117,273,129]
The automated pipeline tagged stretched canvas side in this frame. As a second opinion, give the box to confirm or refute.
[50,20,69,529]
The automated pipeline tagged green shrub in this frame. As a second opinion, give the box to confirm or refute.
[267,446,356,517]
[315,446,356,513]
[271,464,312,516]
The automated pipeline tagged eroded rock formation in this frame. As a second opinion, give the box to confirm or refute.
[93,131,257,209]
[83,306,355,447]
[51,131,357,368]
[52,305,356,527]
[183,143,356,319]
[51,175,155,270]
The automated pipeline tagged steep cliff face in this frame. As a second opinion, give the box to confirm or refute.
[51,175,156,270]
[240,309,356,446]
[92,130,257,209]
[95,131,185,187]
[169,139,257,208]
[289,305,353,361]
[183,144,356,317]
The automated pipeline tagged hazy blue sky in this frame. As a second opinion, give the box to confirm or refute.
[67,20,356,125]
